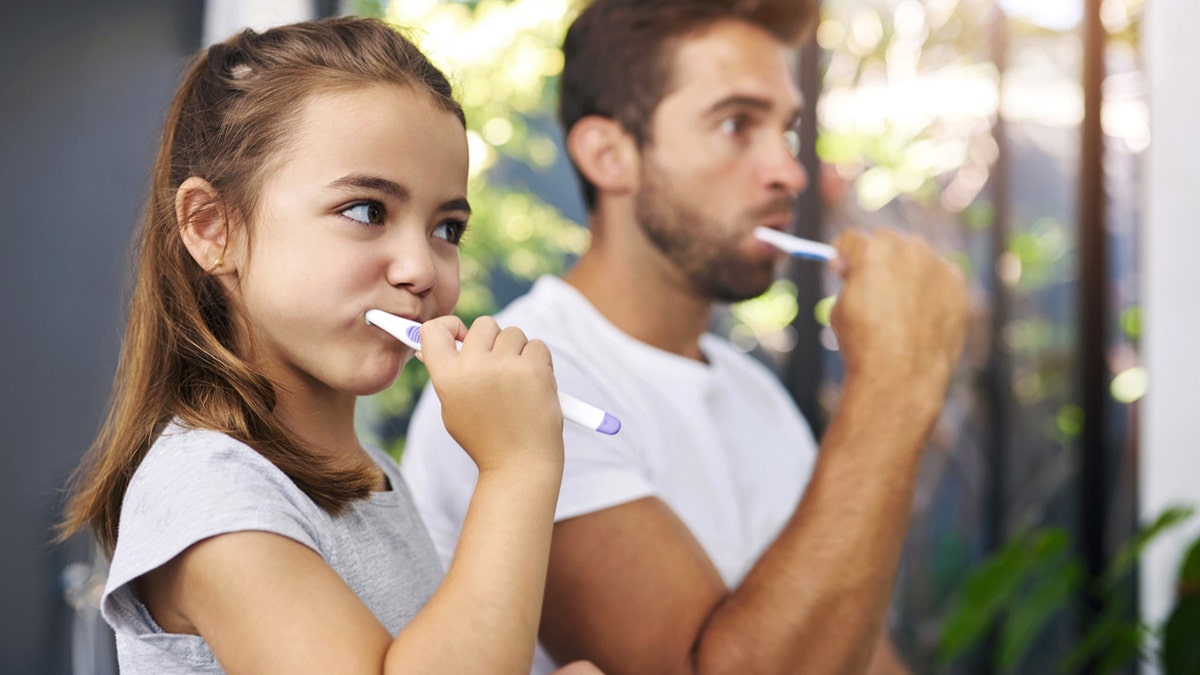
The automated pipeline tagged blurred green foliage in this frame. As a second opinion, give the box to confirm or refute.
[816,2,1150,669]
[938,506,1199,673]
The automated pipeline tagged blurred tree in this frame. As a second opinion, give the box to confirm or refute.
[812,0,1143,669]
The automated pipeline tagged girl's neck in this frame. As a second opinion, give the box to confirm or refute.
[272,384,382,483]
[236,321,387,489]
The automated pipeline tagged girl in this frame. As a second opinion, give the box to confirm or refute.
[59,17,594,674]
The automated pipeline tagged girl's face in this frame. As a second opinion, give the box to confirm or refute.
[228,83,468,402]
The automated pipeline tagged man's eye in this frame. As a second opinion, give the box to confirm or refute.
[341,201,385,225]
[784,129,801,157]
[433,220,467,245]
[720,116,747,135]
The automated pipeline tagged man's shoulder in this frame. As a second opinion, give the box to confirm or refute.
[495,276,605,365]
[495,276,576,331]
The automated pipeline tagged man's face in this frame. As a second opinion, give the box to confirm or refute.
[636,19,808,302]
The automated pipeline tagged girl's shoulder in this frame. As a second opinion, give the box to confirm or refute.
[100,422,330,667]
[122,420,327,536]
[111,421,328,575]
[140,420,273,475]
[102,422,330,637]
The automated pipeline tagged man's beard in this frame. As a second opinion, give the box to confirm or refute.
[634,162,787,303]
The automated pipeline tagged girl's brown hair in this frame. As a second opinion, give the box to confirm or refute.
[59,16,465,555]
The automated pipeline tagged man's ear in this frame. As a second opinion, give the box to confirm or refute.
[176,176,235,274]
[565,116,640,198]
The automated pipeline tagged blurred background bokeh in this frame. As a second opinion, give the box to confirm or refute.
[3,0,1197,673]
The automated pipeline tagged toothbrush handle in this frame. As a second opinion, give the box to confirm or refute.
[364,309,620,435]
[559,391,621,436]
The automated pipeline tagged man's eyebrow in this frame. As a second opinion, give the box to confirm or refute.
[326,173,411,201]
[706,95,804,127]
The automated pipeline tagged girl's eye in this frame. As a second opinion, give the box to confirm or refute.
[341,201,385,225]
[432,219,467,245]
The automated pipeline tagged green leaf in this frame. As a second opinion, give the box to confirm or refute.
[938,532,1041,664]
[1162,595,1200,675]
[1178,535,1200,589]
[1059,597,1129,674]
[997,559,1082,671]
[1104,505,1195,589]
[1096,622,1144,674]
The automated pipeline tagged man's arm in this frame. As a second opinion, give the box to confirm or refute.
[538,231,969,675]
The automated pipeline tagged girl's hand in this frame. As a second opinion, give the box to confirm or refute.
[419,316,564,475]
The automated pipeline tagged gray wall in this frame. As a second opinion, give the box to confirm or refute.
[0,1,203,671]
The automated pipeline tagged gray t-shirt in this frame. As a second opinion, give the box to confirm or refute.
[101,421,443,673]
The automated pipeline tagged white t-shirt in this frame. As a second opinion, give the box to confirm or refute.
[401,275,818,674]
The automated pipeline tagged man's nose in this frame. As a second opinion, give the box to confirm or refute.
[764,136,809,196]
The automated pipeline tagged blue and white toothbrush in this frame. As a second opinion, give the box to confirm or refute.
[754,226,837,261]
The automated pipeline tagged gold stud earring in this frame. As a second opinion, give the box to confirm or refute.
[211,258,224,271]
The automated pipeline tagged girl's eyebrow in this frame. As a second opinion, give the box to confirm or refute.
[327,173,470,214]
[327,173,410,201]
[440,197,471,215]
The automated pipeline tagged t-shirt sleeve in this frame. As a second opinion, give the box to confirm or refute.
[548,347,656,520]
[101,427,327,640]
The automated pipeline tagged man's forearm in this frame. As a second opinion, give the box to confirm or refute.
[693,380,935,674]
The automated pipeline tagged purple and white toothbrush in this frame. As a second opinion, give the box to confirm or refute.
[365,309,621,436]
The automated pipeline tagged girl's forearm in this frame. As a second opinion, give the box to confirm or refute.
[384,457,563,674]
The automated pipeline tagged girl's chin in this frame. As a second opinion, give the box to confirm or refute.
[354,355,414,395]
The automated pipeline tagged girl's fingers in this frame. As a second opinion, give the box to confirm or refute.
[522,339,553,369]
[492,326,530,356]
[421,316,552,374]
[459,316,501,353]
[417,316,465,375]
[419,315,468,344]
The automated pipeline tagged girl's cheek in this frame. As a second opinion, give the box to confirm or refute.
[438,273,461,314]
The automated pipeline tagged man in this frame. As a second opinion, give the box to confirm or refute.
[401,0,970,672]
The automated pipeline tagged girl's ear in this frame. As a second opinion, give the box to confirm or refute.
[565,116,640,199]
[176,176,236,275]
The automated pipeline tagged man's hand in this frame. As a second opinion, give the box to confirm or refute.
[830,229,970,406]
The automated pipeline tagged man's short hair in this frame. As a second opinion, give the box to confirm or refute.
[560,0,818,209]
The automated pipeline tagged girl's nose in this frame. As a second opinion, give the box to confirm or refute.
[385,231,437,297]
